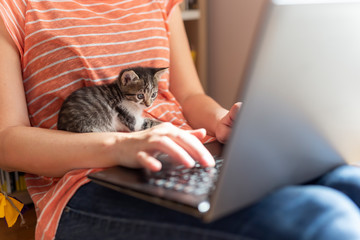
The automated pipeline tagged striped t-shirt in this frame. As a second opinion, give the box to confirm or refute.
[0,0,213,239]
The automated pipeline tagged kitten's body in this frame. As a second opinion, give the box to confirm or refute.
[57,67,166,133]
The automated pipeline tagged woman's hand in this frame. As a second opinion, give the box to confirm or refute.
[118,123,215,172]
[215,102,241,143]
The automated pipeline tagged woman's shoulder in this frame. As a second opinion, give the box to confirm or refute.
[0,0,27,55]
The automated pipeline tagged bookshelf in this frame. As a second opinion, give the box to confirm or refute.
[181,0,208,91]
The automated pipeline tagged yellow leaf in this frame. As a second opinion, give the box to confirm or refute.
[0,193,24,227]
[0,194,6,218]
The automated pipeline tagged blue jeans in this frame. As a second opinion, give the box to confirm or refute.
[55,165,360,240]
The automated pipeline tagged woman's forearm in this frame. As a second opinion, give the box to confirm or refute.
[167,7,229,136]
[0,123,215,177]
[0,126,122,177]
[181,94,228,136]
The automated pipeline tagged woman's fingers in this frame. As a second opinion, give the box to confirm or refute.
[150,135,196,168]
[227,102,241,127]
[136,135,195,171]
[137,123,215,170]
[172,128,214,167]
[215,102,242,143]
[137,151,162,171]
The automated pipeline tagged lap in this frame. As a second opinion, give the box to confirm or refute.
[55,182,242,240]
[315,165,360,206]
[55,165,360,240]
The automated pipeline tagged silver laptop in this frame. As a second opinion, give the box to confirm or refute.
[88,0,360,222]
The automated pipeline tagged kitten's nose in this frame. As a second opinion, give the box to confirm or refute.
[145,100,151,107]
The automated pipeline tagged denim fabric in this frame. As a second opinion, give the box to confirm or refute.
[55,165,360,240]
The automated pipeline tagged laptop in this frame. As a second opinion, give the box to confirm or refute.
[88,0,360,222]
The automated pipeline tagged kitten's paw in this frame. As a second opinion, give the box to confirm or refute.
[142,118,162,130]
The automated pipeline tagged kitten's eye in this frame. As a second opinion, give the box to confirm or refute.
[137,94,144,99]
[151,92,157,98]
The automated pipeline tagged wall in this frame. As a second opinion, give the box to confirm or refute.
[206,0,265,108]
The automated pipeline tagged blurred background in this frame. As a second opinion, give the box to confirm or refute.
[181,0,265,109]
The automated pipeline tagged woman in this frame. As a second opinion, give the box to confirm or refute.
[1,1,360,240]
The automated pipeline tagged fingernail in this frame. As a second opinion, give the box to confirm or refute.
[186,158,195,168]
[189,159,196,167]
[206,155,215,167]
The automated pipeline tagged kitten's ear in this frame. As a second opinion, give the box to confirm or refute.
[154,68,168,81]
[120,70,140,85]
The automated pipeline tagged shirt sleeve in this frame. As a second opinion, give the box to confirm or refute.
[165,0,183,19]
[0,0,26,55]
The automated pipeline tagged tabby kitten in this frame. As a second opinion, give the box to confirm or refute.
[57,67,167,133]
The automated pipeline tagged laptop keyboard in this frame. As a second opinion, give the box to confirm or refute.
[145,158,224,196]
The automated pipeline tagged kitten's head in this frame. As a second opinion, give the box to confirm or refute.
[117,67,168,108]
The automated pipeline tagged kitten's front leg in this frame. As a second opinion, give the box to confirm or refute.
[142,118,162,130]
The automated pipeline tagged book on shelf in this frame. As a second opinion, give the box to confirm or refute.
[0,170,27,194]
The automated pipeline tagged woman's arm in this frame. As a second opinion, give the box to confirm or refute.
[0,17,213,177]
[168,6,240,142]
[0,123,213,177]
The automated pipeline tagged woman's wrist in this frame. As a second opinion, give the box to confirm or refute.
[181,94,227,135]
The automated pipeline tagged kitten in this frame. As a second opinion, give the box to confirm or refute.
[57,67,167,133]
